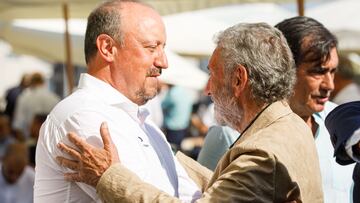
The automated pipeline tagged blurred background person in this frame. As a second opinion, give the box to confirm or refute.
[27,113,47,167]
[0,113,15,160]
[0,142,34,203]
[12,72,59,140]
[197,125,238,170]
[4,74,31,125]
[162,84,194,150]
[331,53,360,104]
[196,98,239,170]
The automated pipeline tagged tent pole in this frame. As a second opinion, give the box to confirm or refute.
[63,2,74,94]
[297,0,305,16]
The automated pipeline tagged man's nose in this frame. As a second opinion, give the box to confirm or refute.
[321,72,335,91]
[154,50,168,70]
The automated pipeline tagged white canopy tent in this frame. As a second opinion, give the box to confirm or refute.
[307,0,360,53]
[164,3,295,57]
[0,19,86,66]
[0,0,304,20]
[0,19,208,90]
[0,41,52,102]
[0,0,100,20]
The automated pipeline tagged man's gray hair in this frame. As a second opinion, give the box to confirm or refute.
[215,22,296,104]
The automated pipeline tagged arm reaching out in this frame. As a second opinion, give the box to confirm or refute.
[56,122,119,187]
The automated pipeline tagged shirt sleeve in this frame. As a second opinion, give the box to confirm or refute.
[197,126,239,171]
[96,150,277,203]
[35,110,108,203]
[97,163,183,203]
[196,150,276,203]
[175,151,212,192]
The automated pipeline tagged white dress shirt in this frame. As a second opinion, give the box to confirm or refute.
[0,164,35,203]
[34,73,200,203]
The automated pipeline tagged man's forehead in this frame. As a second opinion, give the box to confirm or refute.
[120,2,160,18]
[120,4,164,30]
[208,49,222,68]
[301,48,338,69]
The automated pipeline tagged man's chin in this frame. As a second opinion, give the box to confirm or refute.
[311,103,326,113]
[135,89,157,106]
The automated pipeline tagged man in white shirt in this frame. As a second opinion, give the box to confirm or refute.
[34,1,201,202]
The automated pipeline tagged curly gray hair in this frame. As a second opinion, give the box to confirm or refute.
[215,22,296,104]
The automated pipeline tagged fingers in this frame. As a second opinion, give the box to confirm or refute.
[100,122,112,151]
[100,122,120,163]
[64,172,82,182]
[64,173,97,187]
[57,142,81,160]
[56,156,80,171]
[67,132,88,152]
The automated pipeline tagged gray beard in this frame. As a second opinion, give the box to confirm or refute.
[135,88,156,105]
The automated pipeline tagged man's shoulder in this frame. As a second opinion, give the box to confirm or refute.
[234,113,315,161]
[258,111,311,139]
[49,89,106,124]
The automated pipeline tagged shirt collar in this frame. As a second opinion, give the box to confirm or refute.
[78,73,149,124]
[313,101,336,138]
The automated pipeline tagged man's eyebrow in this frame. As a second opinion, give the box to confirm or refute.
[312,66,328,70]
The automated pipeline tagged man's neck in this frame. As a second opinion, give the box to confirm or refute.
[301,115,318,137]
[237,101,267,133]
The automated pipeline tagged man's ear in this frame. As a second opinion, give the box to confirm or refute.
[96,34,117,63]
[233,64,248,97]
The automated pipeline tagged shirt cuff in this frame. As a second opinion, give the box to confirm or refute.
[345,128,360,162]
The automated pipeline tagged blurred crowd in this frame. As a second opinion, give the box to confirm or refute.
[0,72,59,203]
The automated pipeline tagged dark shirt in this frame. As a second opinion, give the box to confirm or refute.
[4,86,24,122]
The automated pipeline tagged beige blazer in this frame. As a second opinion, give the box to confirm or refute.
[96,101,323,203]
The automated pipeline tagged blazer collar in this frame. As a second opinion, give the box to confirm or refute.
[233,100,292,147]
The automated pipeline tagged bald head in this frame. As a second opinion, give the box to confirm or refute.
[84,0,161,64]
